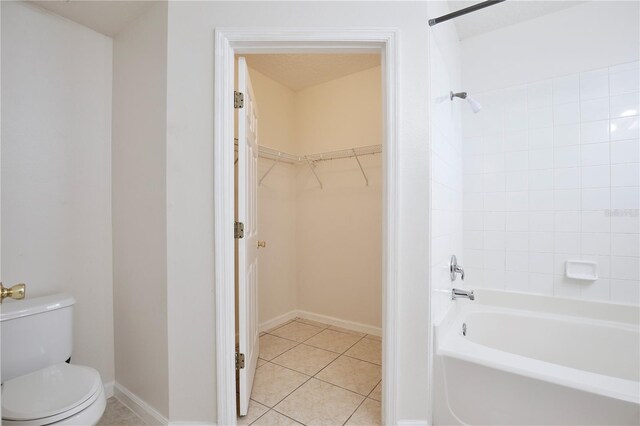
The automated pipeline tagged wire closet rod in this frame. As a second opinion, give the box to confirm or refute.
[428,0,506,26]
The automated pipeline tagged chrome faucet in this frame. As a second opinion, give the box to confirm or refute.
[450,255,464,281]
[452,288,475,301]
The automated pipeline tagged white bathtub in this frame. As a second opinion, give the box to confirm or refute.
[434,290,640,426]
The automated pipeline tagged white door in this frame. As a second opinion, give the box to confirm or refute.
[237,56,260,417]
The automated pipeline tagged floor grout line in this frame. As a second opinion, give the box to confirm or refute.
[249,321,382,425]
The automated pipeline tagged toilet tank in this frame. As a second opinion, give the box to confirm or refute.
[1,293,75,383]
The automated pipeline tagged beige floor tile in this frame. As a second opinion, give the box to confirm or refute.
[294,318,330,329]
[275,378,364,426]
[304,329,362,353]
[344,337,382,365]
[238,400,269,426]
[257,358,268,368]
[265,320,294,333]
[328,325,366,337]
[369,381,382,401]
[271,344,339,376]
[270,321,324,343]
[365,334,382,341]
[250,362,309,407]
[252,410,303,426]
[345,398,381,426]
[316,356,381,396]
[259,334,298,361]
[97,397,146,426]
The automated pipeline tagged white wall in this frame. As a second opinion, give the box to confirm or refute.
[252,64,383,329]
[459,2,640,303]
[166,1,430,422]
[1,1,115,384]
[428,2,463,326]
[112,1,169,417]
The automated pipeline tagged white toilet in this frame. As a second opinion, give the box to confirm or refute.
[1,294,106,425]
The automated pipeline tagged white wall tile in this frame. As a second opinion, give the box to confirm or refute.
[528,127,554,149]
[581,143,610,166]
[581,279,611,301]
[505,151,528,171]
[529,190,554,210]
[581,165,610,188]
[580,98,609,122]
[610,116,640,141]
[555,211,581,232]
[529,148,554,169]
[529,252,554,274]
[484,231,506,250]
[612,233,640,257]
[529,231,554,252]
[611,256,640,280]
[504,130,528,152]
[610,69,640,96]
[580,68,609,101]
[611,279,640,304]
[610,139,640,164]
[582,188,611,210]
[529,212,555,232]
[528,273,554,295]
[506,191,528,212]
[554,124,580,146]
[555,145,581,168]
[611,163,640,187]
[506,211,529,231]
[582,211,611,233]
[555,232,581,253]
[506,231,529,251]
[554,189,581,211]
[611,214,640,234]
[581,232,611,255]
[554,276,582,298]
[505,171,528,191]
[610,92,640,118]
[484,211,506,229]
[529,169,554,191]
[484,250,506,270]
[611,187,640,209]
[580,120,609,144]
[528,107,553,129]
[554,168,581,189]
[554,74,580,105]
[554,102,580,125]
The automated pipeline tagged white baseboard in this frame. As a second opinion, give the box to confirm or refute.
[259,310,299,333]
[398,421,429,426]
[103,380,115,399]
[114,382,169,425]
[260,310,382,336]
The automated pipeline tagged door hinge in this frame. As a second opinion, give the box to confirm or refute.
[234,221,244,239]
[236,352,245,369]
[234,91,244,109]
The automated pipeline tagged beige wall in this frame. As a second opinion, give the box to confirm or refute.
[250,64,382,328]
[1,1,115,384]
[295,65,382,153]
[112,2,169,417]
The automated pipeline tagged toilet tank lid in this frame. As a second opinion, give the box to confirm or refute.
[0,293,75,322]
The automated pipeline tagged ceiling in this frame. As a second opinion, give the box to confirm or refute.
[445,1,588,40]
[244,54,380,91]
[31,0,156,37]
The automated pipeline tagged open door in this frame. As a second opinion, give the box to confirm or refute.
[236,57,260,417]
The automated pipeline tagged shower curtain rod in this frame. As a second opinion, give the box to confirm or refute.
[428,0,506,27]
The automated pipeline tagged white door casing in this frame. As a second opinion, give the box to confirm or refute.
[236,57,260,417]
[214,28,398,426]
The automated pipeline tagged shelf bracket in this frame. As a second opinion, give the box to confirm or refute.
[305,157,323,189]
[352,148,369,186]
[259,155,282,186]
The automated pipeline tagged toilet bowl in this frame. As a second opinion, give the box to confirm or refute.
[1,294,107,425]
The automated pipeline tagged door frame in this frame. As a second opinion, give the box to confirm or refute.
[213,28,399,426]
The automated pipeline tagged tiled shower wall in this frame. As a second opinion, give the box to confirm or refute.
[462,60,640,304]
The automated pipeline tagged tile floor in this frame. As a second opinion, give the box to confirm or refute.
[239,318,382,426]
[97,397,146,425]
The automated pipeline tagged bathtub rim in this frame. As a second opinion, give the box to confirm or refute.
[435,291,640,405]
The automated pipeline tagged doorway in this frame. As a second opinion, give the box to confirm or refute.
[235,53,383,425]
[214,29,399,426]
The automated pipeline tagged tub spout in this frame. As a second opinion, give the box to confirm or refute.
[452,288,475,301]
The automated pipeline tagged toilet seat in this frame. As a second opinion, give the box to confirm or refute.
[2,362,104,425]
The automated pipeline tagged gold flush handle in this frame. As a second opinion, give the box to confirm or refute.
[257,241,266,249]
[0,282,26,303]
